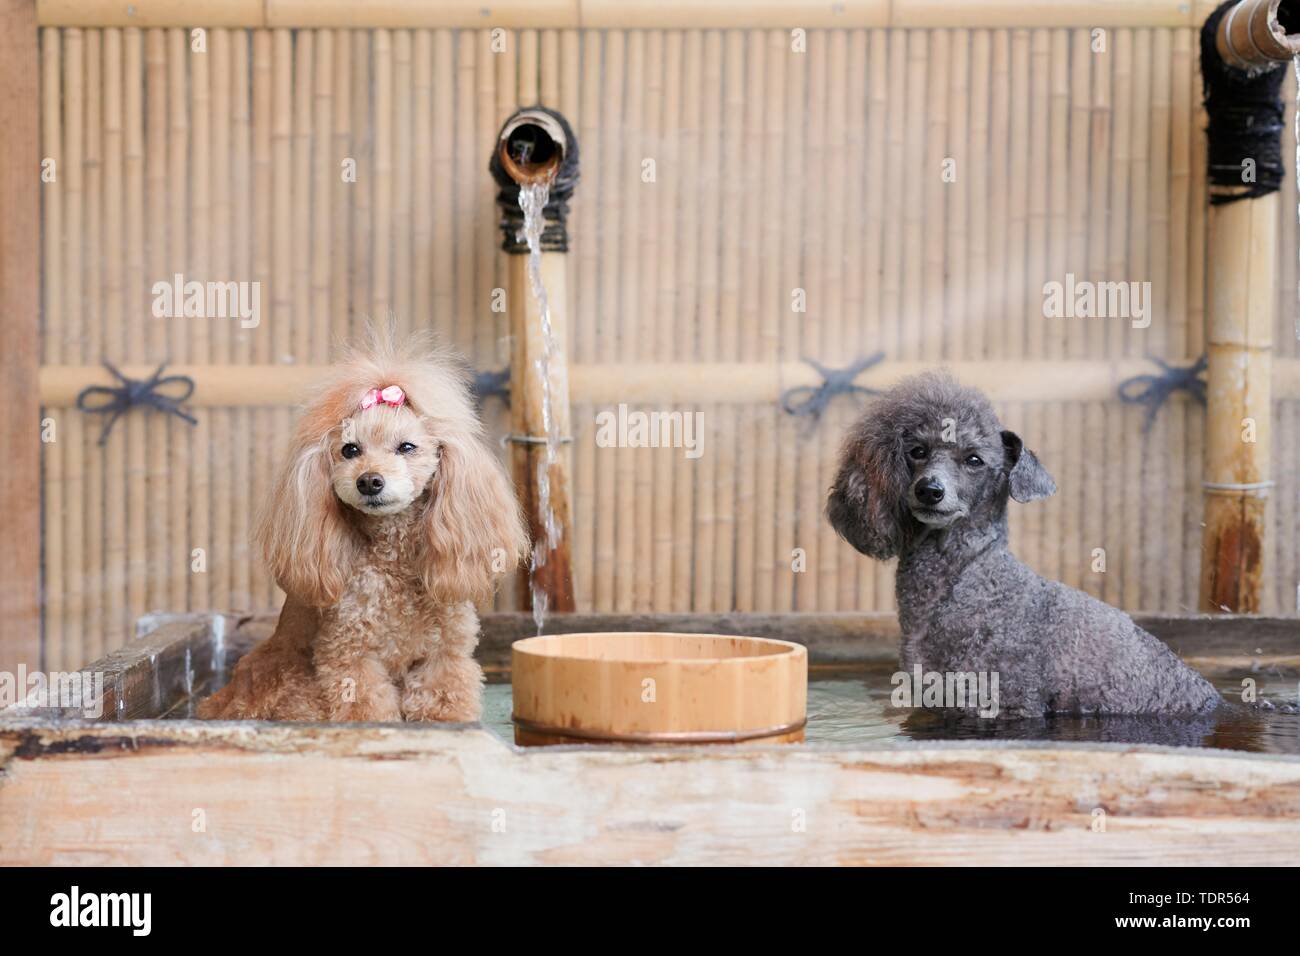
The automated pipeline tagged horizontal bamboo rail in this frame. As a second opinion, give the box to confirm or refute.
[40,359,1300,406]
[35,0,1232,29]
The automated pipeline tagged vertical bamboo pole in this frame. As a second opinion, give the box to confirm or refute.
[734,29,762,613]
[1006,30,1029,566]
[210,28,233,618]
[649,30,676,614]
[371,29,393,326]
[817,28,847,612]
[331,29,352,352]
[672,30,701,613]
[1168,26,1192,610]
[190,23,212,616]
[1201,192,1275,612]
[391,30,411,336]
[144,28,170,619]
[594,31,622,611]
[103,27,126,651]
[351,30,373,345]
[40,26,64,669]
[773,25,805,614]
[856,28,887,610]
[1023,30,1048,586]
[451,30,473,353]
[755,28,786,614]
[1084,28,1111,601]
[794,29,825,613]
[575,29,601,612]
[967,30,990,363]
[1062,27,1091,595]
[986,31,1009,361]
[231,27,252,611]
[945,29,969,365]
[0,0,40,674]
[122,26,145,638]
[616,31,644,615]
[61,28,85,670]
[1105,29,1133,608]
[312,30,335,359]
[430,30,452,341]
[84,30,105,663]
[251,28,273,609]
[166,27,189,614]
[1148,28,1173,610]
[269,29,293,608]
[1046,28,1070,589]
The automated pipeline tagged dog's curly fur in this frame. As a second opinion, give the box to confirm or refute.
[827,371,1222,717]
[198,330,527,723]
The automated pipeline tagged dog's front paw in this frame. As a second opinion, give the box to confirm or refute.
[401,656,483,723]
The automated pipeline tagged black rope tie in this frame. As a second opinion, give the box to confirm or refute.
[1117,355,1207,433]
[780,352,885,426]
[75,362,198,446]
[471,367,511,408]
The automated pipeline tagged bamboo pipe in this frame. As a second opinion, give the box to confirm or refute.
[1201,194,1275,611]
[1216,0,1300,69]
[1198,0,1282,612]
[490,107,579,614]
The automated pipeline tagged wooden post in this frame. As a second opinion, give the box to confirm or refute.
[492,108,579,613]
[0,0,42,673]
[1197,0,1297,611]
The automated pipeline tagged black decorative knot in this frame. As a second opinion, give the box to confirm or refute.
[1117,355,1207,433]
[471,367,511,408]
[780,352,886,426]
[76,362,198,445]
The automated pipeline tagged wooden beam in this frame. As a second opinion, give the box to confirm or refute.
[0,0,42,675]
[43,357,1290,407]
[35,0,1209,29]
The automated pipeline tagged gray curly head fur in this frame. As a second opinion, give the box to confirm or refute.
[828,371,1221,717]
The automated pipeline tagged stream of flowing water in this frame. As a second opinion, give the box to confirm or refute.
[1294,56,1300,342]
[517,182,562,634]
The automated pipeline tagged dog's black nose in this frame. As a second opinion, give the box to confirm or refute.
[915,477,945,505]
[356,472,385,497]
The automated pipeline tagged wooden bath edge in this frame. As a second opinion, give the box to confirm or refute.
[3,714,1300,865]
[2,611,1297,864]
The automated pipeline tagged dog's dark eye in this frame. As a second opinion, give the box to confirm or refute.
[341,443,361,459]
[965,454,984,467]
[908,446,928,461]
[397,442,417,454]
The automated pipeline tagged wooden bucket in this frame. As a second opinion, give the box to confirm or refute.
[510,632,808,746]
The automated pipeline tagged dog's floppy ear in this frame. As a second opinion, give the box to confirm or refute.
[826,418,907,559]
[256,433,359,606]
[417,430,528,603]
[1001,429,1056,503]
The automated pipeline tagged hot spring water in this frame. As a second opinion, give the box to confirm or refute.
[517,181,563,634]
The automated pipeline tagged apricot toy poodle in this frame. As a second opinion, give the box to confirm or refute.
[198,330,527,722]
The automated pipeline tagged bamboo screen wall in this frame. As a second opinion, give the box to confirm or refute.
[35,21,1300,671]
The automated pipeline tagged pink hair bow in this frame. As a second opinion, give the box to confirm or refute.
[360,385,406,410]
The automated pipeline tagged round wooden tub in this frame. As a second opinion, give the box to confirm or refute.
[511,632,808,746]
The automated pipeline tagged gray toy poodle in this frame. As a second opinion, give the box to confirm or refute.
[827,371,1223,717]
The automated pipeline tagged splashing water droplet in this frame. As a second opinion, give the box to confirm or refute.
[517,182,563,634]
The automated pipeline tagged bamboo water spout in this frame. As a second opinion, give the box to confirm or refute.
[1215,0,1300,69]
[490,107,579,616]
[1197,0,1287,611]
